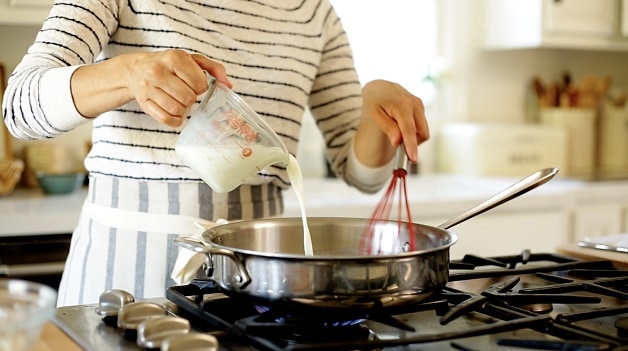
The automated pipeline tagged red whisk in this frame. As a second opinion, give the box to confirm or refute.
[359,146,416,255]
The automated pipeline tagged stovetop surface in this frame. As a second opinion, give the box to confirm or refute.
[53,251,628,351]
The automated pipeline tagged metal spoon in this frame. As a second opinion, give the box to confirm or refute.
[437,167,559,230]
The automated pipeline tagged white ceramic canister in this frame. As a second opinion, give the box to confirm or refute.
[598,103,628,178]
[539,108,596,179]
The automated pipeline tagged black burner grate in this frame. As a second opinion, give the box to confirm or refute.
[166,252,628,350]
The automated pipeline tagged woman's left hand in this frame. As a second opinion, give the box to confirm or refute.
[355,79,429,165]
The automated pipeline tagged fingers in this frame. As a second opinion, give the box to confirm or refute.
[398,94,429,162]
[139,99,189,127]
[192,54,233,89]
[128,49,231,127]
[362,80,430,163]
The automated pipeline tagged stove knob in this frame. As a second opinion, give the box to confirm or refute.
[162,332,219,351]
[117,301,168,341]
[136,316,190,349]
[95,289,135,326]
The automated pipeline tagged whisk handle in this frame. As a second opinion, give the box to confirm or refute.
[394,146,408,171]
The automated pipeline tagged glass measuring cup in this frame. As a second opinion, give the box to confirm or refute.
[175,74,290,193]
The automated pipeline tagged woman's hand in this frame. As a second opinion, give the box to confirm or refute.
[71,49,232,127]
[126,50,232,127]
[354,79,429,166]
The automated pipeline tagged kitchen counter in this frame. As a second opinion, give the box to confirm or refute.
[557,243,628,268]
[1,173,627,238]
[33,322,82,351]
[0,187,87,237]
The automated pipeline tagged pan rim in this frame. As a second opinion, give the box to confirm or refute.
[202,216,458,260]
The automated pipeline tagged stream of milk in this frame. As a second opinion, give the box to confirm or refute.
[286,154,313,256]
[177,144,313,255]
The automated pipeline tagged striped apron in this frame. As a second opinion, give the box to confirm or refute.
[56,176,283,307]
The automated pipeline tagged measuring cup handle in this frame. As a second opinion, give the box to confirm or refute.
[198,72,218,108]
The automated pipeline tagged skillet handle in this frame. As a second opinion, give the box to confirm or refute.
[173,237,252,288]
[437,167,559,230]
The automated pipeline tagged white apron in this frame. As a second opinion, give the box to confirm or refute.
[56,176,283,307]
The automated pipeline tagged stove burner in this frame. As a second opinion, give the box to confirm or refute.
[440,276,597,325]
[237,315,374,345]
[616,317,628,338]
[253,305,366,327]
[517,303,553,314]
[520,271,628,299]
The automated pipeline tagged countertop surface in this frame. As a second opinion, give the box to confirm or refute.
[556,243,628,268]
[1,173,628,237]
[0,186,88,236]
[33,322,82,351]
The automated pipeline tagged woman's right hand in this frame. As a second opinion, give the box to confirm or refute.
[126,49,232,127]
[71,49,231,127]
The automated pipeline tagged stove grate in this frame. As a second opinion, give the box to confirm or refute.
[165,252,628,350]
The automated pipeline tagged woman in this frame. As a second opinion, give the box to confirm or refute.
[2,0,429,306]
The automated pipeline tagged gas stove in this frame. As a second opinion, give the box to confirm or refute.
[54,250,628,350]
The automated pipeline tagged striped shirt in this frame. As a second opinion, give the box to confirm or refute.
[2,0,389,191]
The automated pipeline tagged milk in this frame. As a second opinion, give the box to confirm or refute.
[175,143,289,193]
[176,144,313,255]
[286,154,313,256]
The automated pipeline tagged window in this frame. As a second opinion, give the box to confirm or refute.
[330,0,439,104]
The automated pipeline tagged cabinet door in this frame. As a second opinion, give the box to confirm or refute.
[573,204,624,241]
[483,0,628,50]
[544,0,616,36]
[427,211,567,259]
[622,0,628,37]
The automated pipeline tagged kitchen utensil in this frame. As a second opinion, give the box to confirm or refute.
[360,146,415,255]
[175,74,290,193]
[175,167,559,310]
[438,167,558,229]
[0,279,57,351]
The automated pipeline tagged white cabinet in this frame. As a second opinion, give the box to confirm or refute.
[0,0,53,26]
[572,204,624,241]
[484,0,628,51]
[437,210,567,260]
[622,0,628,36]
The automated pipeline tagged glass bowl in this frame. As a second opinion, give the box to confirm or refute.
[0,279,57,351]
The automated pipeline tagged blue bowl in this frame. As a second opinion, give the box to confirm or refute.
[37,172,86,195]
